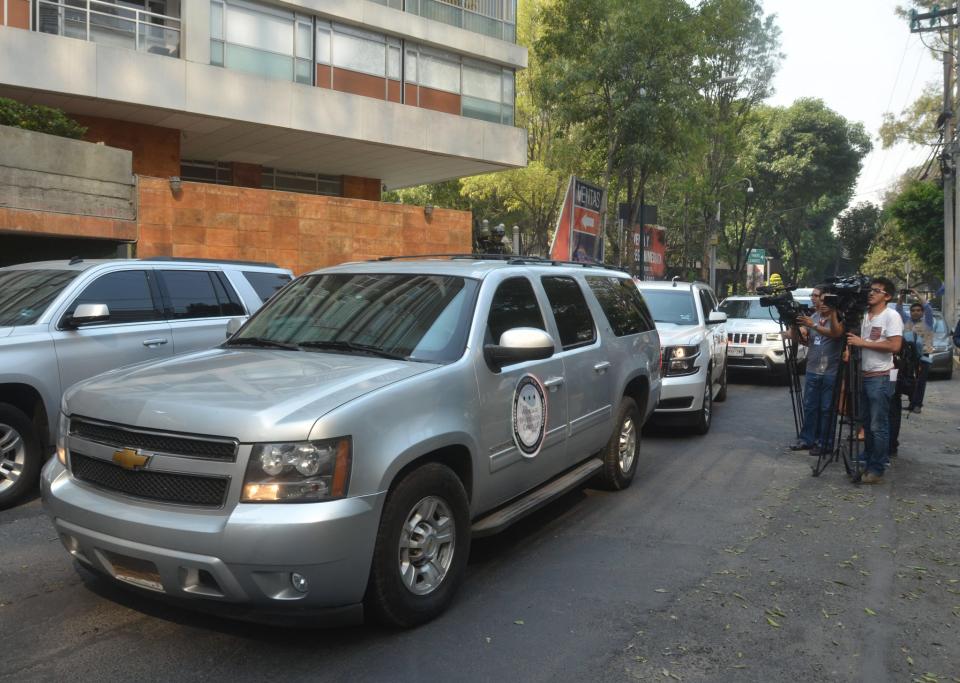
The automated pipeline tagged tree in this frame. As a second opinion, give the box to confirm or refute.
[835,202,883,273]
[883,179,944,281]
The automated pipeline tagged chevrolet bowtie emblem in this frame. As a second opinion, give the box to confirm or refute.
[112,448,150,471]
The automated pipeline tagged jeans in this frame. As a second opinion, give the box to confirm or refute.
[799,371,837,449]
[860,375,893,476]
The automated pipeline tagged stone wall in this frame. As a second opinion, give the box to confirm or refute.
[136,177,471,274]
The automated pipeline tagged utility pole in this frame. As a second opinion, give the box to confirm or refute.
[912,4,959,329]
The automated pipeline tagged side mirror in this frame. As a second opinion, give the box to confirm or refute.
[484,327,555,372]
[708,311,727,324]
[225,316,247,339]
[65,303,110,328]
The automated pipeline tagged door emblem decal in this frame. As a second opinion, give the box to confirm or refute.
[513,374,547,458]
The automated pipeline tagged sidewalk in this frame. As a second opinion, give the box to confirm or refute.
[607,370,960,682]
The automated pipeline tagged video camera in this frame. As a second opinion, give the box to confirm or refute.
[757,284,810,327]
[820,274,871,324]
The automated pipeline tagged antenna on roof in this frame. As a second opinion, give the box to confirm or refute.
[68,256,84,265]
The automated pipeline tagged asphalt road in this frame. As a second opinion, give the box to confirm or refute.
[1,374,958,682]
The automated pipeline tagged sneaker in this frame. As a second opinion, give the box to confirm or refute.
[911,406,922,414]
[861,472,885,485]
[789,441,812,451]
[809,446,822,457]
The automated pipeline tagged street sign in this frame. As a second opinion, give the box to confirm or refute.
[746,248,766,265]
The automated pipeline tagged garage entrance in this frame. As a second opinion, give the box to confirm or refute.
[0,233,132,268]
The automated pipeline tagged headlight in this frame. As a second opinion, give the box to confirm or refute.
[664,345,700,375]
[241,437,351,503]
[765,333,782,341]
[57,413,69,466]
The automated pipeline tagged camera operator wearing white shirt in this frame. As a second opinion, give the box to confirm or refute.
[845,277,903,485]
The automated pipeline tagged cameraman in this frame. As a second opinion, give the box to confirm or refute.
[846,277,903,485]
[786,286,844,455]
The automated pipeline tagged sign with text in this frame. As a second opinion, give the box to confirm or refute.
[746,248,766,265]
[549,176,605,263]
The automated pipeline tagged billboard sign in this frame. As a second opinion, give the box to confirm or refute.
[549,176,605,263]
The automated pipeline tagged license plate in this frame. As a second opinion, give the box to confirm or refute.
[104,551,164,592]
[728,346,745,357]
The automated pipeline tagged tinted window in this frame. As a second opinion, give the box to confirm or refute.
[161,271,232,319]
[66,271,160,325]
[211,272,245,315]
[236,273,477,363]
[243,271,292,302]
[0,269,78,326]
[487,277,546,343]
[541,276,596,349]
[586,276,654,336]
[640,289,698,325]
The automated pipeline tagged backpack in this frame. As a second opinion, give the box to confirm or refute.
[894,332,923,398]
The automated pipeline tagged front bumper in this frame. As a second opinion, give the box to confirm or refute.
[725,342,797,373]
[41,458,385,622]
[655,363,707,413]
[929,349,954,375]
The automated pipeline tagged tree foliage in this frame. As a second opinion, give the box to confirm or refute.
[835,202,883,273]
[0,97,86,139]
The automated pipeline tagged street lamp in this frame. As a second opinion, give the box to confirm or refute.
[710,178,754,291]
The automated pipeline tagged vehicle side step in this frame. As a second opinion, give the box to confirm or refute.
[470,459,603,538]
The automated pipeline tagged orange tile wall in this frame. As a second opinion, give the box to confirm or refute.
[0,206,136,241]
[136,177,471,274]
[1,0,30,28]
[74,116,181,178]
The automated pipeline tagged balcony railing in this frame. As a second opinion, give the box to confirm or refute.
[33,0,181,57]
[370,0,516,43]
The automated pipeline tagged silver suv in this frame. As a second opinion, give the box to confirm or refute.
[634,280,728,434]
[0,258,292,508]
[42,257,661,627]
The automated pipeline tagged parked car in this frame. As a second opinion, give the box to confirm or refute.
[634,279,727,434]
[718,296,808,378]
[0,257,293,509]
[42,257,661,627]
[930,312,955,379]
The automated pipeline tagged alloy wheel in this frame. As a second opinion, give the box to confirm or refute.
[0,422,26,494]
[398,495,456,596]
[618,416,637,473]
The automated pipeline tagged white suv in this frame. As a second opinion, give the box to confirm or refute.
[718,295,809,378]
[634,280,728,434]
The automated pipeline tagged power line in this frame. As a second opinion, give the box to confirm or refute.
[870,45,927,188]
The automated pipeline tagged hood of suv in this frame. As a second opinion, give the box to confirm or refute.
[654,323,704,347]
[64,349,439,442]
[724,318,781,334]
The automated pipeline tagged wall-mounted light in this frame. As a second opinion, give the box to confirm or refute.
[168,176,182,194]
[424,204,434,217]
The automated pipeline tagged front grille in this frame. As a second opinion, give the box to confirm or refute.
[728,332,763,344]
[728,357,768,367]
[71,418,237,461]
[70,452,229,507]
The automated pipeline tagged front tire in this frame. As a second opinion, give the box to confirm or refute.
[691,367,713,435]
[0,404,42,510]
[597,397,641,490]
[365,463,470,628]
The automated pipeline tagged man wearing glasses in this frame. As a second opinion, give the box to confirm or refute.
[787,286,844,455]
[845,277,903,484]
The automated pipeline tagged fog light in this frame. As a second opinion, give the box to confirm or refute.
[291,572,308,593]
[57,445,67,466]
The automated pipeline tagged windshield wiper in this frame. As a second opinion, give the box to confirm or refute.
[224,336,301,351]
[297,340,407,360]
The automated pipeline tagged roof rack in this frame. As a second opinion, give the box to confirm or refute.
[142,256,281,268]
[373,253,627,272]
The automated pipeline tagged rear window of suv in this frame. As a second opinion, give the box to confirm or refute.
[160,270,244,319]
[242,271,292,302]
[587,277,655,335]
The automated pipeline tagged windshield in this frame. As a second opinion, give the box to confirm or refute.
[232,273,479,363]
[640,289,698,325]
[0,269,79,326]
[719,299,776,320]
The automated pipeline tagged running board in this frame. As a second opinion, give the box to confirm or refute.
[471,459,603,538]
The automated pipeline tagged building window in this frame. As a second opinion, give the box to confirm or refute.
[406,44,515,124]
[405,0,517,43]
[210,0,312,85]
[180,160,233,185]
[262,168,341,196]
[316,22,401,80]
[35,0,182,57]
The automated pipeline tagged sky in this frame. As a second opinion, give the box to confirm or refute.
[761,0,942,206]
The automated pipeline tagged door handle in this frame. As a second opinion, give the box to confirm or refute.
[142,338,169,347]
[593,361,611,373]
[543,376,565,391]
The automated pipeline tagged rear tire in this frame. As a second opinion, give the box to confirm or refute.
[597,397,640,491]
[365,463,470,628]
[0,403,42,511]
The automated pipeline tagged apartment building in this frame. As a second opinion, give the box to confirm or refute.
[0,0,527,271]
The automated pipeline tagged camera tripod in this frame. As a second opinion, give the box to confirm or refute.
[776,319,805,439]
[812,338,864,480]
